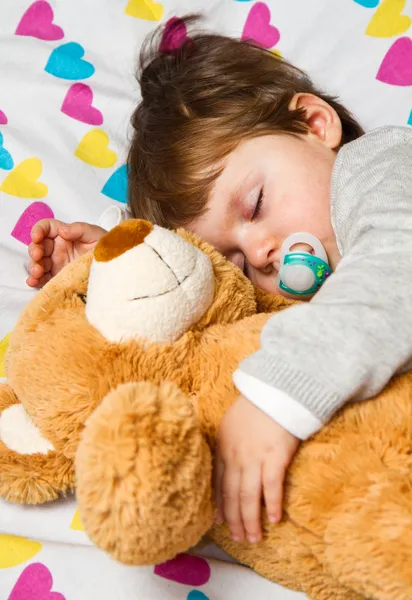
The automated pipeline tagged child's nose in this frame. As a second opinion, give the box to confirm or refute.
[247,239,279,272]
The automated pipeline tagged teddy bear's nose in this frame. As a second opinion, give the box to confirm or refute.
[94,219,153,263]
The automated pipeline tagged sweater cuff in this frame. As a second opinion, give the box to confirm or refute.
[239,349,342,423]
[232,369,322,440]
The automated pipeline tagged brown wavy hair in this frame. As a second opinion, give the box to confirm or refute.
[127,15,364,229]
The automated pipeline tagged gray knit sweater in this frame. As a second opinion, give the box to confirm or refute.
[234,126,412,439]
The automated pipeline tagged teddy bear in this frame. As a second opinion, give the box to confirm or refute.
[0,219,411,600]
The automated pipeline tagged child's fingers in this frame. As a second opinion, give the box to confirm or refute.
[28,258,52,278]
[58,222,106,243]
[28,243,42,261]
[31,219,66,244]
[28,241,51,261]
[26,272,52,288]
[28,260,44,279]
[26,258,53,287]
[41,238,54,258]
[239,466,262,543]
[28,240,54,264]
[26,273,39,288]
[222,466,244,541]
[262,460,285,524]
[41,257,53,275]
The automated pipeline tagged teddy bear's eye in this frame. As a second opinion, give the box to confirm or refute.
[77,293,87,304]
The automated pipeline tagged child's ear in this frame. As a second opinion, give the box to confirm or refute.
[289,93,342,150]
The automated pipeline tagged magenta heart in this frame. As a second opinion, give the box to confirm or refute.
[377,37,412,86]
[11,202,54,246]
[160,17,190,53]
[0,110,8,125]
[61,83,103,125]
[241,1,280,49]
[15,1,64,41]
[155,554,211,586]
[8,563,66,600]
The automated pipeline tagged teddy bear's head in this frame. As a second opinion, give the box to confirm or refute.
[84,219,262,344]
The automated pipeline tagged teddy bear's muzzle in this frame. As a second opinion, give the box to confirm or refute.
[85,220,215,344]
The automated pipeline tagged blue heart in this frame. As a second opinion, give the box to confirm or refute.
[101,164,128,204]
[45,42,95,80]
[187,593,209,600]
[0,133,14,171]
[353,0,379,7]
[408,110,412,126]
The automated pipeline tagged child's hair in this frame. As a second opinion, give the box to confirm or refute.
[127,15,364,229]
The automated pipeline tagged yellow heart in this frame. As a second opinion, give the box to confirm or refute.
[0,333,11,378]
[75,129,117,169]
[0,534,42,569]
[366,0,411,38]
[0,158,48,199]
[125,0,164,21]
[70,509,84,531]
[270,49,282,58]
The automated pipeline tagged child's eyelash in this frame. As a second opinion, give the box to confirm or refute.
[251,187,264,221]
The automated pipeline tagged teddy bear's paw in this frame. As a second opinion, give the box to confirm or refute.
[76,380,214,565]
[0,383,75,504]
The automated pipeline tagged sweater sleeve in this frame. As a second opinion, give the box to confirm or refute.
[237,126,412,436]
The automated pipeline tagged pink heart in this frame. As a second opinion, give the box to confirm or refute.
[377,37,412,86]
[15,1,64,41]
[11,202,54,246]
[154,554,211,586]
[61,83,103,125]
[8,563,66,600]
[160,17,190,53]
[241,2,280,49]
[0,110,8,125]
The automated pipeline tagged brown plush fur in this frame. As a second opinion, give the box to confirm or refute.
[1,220,411,600]
[94,219,153,262]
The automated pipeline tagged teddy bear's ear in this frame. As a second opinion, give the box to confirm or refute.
[93,220,153,263]
[254,286,295,314]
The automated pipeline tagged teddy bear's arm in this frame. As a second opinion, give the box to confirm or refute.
[0,383,75,503]
[76,380,214,566]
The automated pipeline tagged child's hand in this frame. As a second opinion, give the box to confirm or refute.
[215,395,300,543]
[27,219,107,288]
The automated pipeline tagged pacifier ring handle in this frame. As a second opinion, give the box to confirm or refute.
[279,232,329,265]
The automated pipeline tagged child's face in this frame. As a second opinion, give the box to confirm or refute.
[190,131,341,295]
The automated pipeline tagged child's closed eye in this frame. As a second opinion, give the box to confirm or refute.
[251,187,264,221]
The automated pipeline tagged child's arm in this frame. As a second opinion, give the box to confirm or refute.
[217,126,412,543]
[237,126,412,432]
[27,220,107,287]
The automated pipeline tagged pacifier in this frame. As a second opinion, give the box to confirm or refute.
[276,232,332,297]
